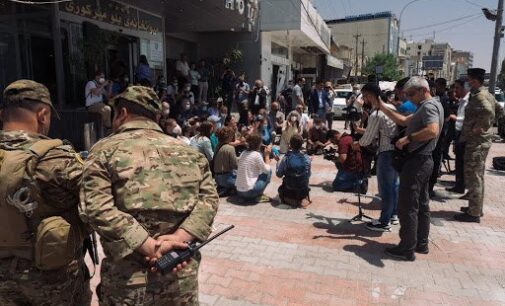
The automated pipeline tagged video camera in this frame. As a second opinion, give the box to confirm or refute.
[342,104,361,122]
[323,147,338,161]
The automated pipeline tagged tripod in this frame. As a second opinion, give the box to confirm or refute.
[346,111,373,223]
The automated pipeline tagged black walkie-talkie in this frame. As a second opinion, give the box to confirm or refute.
[156,225,234,275]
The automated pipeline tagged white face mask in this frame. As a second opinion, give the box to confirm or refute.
[184,104,191,110]
[464,82,471,91]
[98,77,105,84]
[163,109,170,116]
[291,116,297,122]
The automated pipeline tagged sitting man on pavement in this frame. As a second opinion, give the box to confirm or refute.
[213,127,238,196]
[307,117,330,155]
[235,133,272,202]
[276,134,312,207]
[328,130,364,192]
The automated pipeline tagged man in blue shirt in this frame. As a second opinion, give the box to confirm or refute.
[395,77,417,115]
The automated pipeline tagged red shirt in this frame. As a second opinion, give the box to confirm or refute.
[338,134,363,172]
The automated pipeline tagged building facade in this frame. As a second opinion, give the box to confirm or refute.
[326,11,400,77]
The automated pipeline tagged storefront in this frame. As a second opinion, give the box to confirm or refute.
[0,0,165,108]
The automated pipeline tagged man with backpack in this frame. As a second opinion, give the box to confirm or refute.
[0,80,91,305]
[276,134,311,207]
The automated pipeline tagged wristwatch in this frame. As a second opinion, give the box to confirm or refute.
[407,134,413,142]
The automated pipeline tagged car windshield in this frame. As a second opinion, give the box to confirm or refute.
[336,91,352,98]
[495,93,504,102]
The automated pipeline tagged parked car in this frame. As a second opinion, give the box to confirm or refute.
[332,88,353,119]
[495,89,505,110]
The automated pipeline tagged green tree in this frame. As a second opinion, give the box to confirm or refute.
[362,53,400,81]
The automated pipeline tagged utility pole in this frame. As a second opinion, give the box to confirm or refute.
[489,0,504,94]
[353,33,362,78]
[361,39,366,76]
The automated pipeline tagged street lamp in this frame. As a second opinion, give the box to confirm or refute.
[398,0,423,77]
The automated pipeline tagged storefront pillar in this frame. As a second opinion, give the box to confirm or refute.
[51,4,66,108]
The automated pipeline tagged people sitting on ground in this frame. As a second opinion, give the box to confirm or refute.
[328,130,364,192]
[162,118,182,138]
[288,103,310,138]
[276,134,312,208]
[190,120,214,162]
[179,83,195,105]
[235,133,272,203]
[280,111,302,154]
[253,115,273,146]
[213,127,239,196]
[208,118,220,152]
[177,98,197,127]
[268,101,285,142]
[85,71,112,131]
[307,117,330,155]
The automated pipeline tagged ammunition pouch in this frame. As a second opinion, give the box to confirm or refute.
[35,216,77,271]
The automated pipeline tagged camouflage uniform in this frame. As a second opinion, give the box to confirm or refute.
[0,80,91,306]
[460,86,495,217]
[79,86,219,306]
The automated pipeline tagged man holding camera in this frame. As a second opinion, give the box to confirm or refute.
[79,86,219,305]
[379,77,443,261]
[329,130,364,192]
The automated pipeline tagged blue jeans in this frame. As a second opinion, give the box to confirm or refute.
[215,171,236,189]
[377,151,399,224]
[237,170,272,200]
[332,170,361,191]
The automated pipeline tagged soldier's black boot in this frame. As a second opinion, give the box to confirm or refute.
[460,206,483,217]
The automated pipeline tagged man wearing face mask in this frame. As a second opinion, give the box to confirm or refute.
[307,117,329,155]
[454,68,495,223]
[248,80,268,115]
[85,71,112,132]
[0,80,91,305]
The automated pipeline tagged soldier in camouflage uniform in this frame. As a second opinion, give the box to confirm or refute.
[79,86,219,305]
[455,69,495,223]
[0,80,91,305]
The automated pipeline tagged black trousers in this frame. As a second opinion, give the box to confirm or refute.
[398,154,434,253]
[454,132,466,190]
[429,133,444,192]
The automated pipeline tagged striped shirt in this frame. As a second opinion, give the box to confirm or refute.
[235,150,271,192]
[359,104,397,153]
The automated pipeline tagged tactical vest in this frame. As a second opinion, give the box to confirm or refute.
[0,139,80,270]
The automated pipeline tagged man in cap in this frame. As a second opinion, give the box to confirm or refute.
[0,80,91,305]
[79,86,219,305]
[454,68,495,223]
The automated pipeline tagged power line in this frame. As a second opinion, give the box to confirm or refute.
[402,13,480,32]
[409,14,482,38]
[463,0,484,8]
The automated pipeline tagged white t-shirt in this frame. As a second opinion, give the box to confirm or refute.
[85,80,103,107]
[455,93,469,132]
[235,151,271,192]
[176,60,190,77]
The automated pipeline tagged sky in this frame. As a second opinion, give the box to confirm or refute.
[312,0,501,71]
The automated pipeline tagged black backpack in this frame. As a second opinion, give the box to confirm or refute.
[279,153,310,201]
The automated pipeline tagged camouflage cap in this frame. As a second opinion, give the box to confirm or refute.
[2,80,59,118]
[111,86,161,115]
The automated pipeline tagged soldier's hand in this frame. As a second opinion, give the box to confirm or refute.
[145,241,190,274]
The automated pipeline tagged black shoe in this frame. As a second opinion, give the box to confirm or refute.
[460,207,483,217]
[446,186,465,194]
[415,244,429,254]
[366,220,391,232]
[385,246,416,261]
[459,193,470,200]
[454,212,480,223]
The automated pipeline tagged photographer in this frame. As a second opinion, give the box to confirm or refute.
[352,84,399,232]
[328,130,364,192]
[379,76,443,261]
[307,117,330,155]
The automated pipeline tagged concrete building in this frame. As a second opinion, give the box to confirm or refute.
[452,50,474,80]
[406,39,454,82]
[326,11,400,77]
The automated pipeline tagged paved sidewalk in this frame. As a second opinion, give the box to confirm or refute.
[88,121,505,306]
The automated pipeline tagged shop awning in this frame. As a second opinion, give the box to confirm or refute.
[326,55,344,69]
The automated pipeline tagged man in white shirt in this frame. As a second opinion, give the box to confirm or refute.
[353,83,399,232]
[446,79,469,194]
[175,53,190,84]
[235,133,272,202]
[291,78,305,110]
[85,71,112,129]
